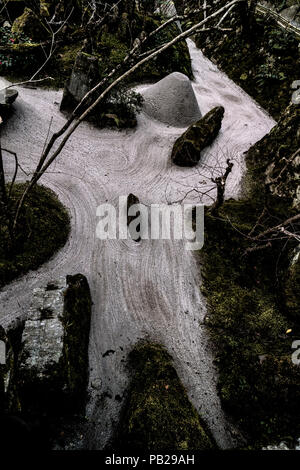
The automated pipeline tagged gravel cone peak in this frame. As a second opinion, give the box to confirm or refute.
[142,72,201,127]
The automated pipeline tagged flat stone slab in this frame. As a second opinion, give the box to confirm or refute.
[20,278,66,377]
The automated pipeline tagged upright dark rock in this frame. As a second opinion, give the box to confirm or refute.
[63,273,92,408]
[60,52,100,114]
[127,193,141,242]
[127,193,140,226]
[171,106,225,167]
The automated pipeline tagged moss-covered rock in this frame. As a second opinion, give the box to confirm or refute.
[12,274,91,415]
[60,50,143,128]
[62,273,92,410]
[12,7,49,41]
[114,342,215,451]
[171,106,224,166]
[0,274,91,448]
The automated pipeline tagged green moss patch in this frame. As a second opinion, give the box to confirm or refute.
[3,9,192,90]
[245,104,300,203]
[131,20,193,83]
[12,7,50,40]
[202,198,300,447]
[200,111,300,450]
[0,183,70,287]
[114,342,215,451]
[196,15,299,119]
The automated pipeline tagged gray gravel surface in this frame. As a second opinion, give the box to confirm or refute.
[0,40,275,449]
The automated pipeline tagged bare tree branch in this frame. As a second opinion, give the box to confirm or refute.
[11,0,245,230]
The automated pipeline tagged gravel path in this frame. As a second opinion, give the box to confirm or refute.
[0,40,275,449]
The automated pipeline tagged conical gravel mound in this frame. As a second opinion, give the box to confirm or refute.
[141,72,201,127]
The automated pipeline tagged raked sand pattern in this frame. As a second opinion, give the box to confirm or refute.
[0,39,276,449]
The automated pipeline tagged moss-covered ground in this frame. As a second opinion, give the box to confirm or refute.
[201,199,300,448]
[1,11,192,89]
[0,183,70,287]
[113,342,215,451]
[200,102,300,447]
[196,15,299,120]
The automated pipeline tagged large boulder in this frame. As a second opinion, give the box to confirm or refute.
[60,51,141,128]
[171,106,225,167]
[0,274,91,449]
[60,52,100,114]
[141,72,201,127]
[127,193,141,242]
[16,278,66,414]
[13,274,92,415]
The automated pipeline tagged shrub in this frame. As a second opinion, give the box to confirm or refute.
[0,26,38,73]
